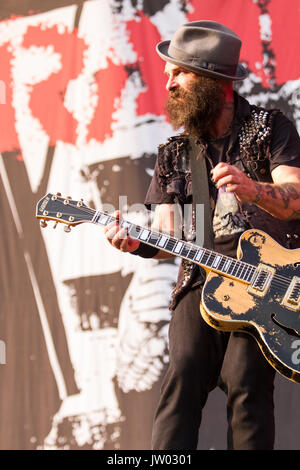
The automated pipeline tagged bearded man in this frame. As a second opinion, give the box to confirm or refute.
[105,21,300,450]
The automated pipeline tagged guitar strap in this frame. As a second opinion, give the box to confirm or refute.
[189,138,214,249]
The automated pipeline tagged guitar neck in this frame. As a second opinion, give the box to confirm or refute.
[92,209,256,285]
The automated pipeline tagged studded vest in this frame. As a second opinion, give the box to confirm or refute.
[155,94,300,310]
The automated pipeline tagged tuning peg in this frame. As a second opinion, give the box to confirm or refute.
[40,220,47,228]
[64,225,71,233]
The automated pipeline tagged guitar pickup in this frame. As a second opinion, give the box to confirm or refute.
[282,276,300,311]
[248,263,275,297]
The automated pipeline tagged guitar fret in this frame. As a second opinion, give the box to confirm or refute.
[206,252,216,267]
[230,261,239,276]
[165,238,176,251]
[158,235,168,248]
[187,248,198,260]
[180,243,191,258]
[173,241,184,254]
[240,263,247,279]
[121,219,132,231]
[202,251,211,265]
[128,224,142,239]
[240,263,248,280]
[227,260,235,274]
[148,231,160,246]
[246,266,255,281]
[218,257,227,272]
[139,228,150,241]
[194,248,204,262]
[96,212,109,225]
[234,262,243,278]
[224,259,232,273]
[245,266,256,282]
[212,255,221,268]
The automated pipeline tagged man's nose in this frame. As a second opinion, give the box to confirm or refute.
[166,75,177,92]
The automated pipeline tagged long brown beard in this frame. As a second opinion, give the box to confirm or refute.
[165,75,226,139]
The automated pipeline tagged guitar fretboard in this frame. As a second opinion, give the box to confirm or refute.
[92,210,256,284]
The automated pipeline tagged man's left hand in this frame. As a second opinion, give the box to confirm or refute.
[211,162,256,202]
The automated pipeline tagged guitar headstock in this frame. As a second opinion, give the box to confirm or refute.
[36,193,94,231]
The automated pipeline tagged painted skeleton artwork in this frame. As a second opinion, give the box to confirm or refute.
[0,0,299,450]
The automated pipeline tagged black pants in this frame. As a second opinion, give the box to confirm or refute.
[151,287,276,450]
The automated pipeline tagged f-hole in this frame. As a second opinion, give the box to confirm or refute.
[271,314,300,339]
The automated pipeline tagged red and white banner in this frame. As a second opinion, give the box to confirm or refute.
[0,0,299,450]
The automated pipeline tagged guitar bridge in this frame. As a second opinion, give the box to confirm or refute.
[248,263,275,297]
[282,276,300,311]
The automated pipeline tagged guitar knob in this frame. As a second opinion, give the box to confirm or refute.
[56,192,62,196]
[64,225,71,233]
[40,220,47,228]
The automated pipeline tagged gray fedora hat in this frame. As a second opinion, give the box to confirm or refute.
[156,20,248,81]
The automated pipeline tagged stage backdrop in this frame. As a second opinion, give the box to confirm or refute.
[0,0,300,450]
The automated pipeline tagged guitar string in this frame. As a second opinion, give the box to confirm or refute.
[51,201,296,289]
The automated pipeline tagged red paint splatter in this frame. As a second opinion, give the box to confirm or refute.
[126,12,167,117]
[87,58,128,143]
[22,25,86,145]
[0,43,21,153]
[268,0,300,85]
[187,0,265,84]
[2,2,296,159]
[187,0,300,87]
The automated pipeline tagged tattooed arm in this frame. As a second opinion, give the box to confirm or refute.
[211,163,300,220]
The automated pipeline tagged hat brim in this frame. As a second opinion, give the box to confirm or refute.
[156,40,248,81]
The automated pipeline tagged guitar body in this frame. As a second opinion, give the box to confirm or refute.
[201,229,300,383]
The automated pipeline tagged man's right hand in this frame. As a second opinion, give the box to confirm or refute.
[104,210,140,253]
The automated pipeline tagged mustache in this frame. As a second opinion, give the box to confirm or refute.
[168,88,186,100]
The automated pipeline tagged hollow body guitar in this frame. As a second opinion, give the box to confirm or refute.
[36,193,300,384]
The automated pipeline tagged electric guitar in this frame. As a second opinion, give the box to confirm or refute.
[36,193,300,384]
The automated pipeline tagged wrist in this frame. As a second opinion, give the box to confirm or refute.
[251,181,264,204]
[131,243,159,258]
